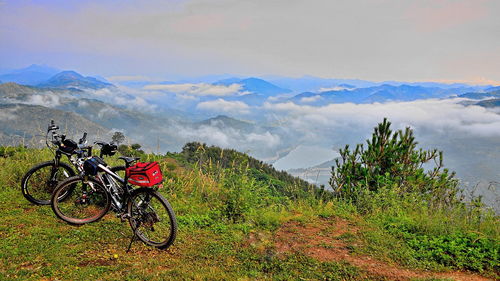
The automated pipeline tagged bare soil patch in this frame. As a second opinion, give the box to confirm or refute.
[267,218,492,281]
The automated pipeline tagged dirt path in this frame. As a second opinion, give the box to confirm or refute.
[266,218,493,281]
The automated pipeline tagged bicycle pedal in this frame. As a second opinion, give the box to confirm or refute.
[119,213,130,222]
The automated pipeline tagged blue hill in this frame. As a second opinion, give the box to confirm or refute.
[217,77,291,96]
[458,90,500,100]
[38,71,113,89]
[290,84,466,104]
[0,64,60,85]
[475,98,500,108]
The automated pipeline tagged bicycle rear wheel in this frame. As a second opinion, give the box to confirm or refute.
[51,176,111,225]
[127,188,177,249]
[21,161,75,205]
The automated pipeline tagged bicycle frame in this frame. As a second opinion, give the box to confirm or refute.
[95,164,133,212]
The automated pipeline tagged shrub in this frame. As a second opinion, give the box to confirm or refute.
[117,143,144,157]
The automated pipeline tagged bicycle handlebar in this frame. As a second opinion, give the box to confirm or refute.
[79,132,87,145]
[47,120,59,132]
[45,121,112,158]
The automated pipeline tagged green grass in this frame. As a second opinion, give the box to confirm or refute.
[345,190,499,278]
[0,148,372,280]
[0,147,498,280]
[0,189,379,280]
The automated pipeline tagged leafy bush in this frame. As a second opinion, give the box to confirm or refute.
[386,223,499,272]
[177,213,216,228]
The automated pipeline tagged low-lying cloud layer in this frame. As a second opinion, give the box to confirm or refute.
[0,106,18,121]
[87,87,156,111]
[264,98,500,140]
[27,94,61,108]
[197,99,250,114]
[155,122,283,159]
[144,83,243,96]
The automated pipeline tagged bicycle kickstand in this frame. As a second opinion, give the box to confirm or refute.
[126,230,139,253]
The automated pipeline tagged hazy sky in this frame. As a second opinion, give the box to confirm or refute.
[1,0,499,82]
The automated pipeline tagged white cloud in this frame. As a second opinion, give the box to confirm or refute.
[77,100,89,107]
[176,94,199,101]
[83,88,156,111]
[247,131,281,147]
[300,95,322,103]
[97,106,120,119]
[27,94,61,107]
[144,83,242,96]
[197,99,250,114]
[168,123,281,150]
[264,98,500,138]
[0,107,18,120]
[318,86,355,92]
[113,95,152,109]
[176,125,232,147]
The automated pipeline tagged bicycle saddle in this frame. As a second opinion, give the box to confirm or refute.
[118,156,140,165]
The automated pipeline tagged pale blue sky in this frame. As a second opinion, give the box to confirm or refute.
[1,0,499,83]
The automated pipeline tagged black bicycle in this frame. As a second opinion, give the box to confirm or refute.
[20,120,88,205]
[50,156,177,250]
[21,120,123,205]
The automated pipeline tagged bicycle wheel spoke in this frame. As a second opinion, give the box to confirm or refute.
[52,177,110,224]
[25,164,72,203]
[128,190,176,248]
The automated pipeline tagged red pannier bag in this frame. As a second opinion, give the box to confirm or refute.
[126,161,163,187]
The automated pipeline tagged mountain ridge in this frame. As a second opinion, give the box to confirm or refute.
[0,64,61,85]
[216,77,291,96]
[38,71,113,89]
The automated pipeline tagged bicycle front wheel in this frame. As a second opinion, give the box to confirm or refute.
[51,176,111,225]
[127,188,177,249]
[21,161,75,205]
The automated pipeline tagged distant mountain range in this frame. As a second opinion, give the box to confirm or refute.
[290,84,487,105]
[0,65,112,90]
[458,90,500,100]
[38,71,113,89]
[3,64,498,108]
[0,64,60,85]
[216,77,291,96]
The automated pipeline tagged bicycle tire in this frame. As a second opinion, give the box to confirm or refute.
[127,188,177,249]
[51,176,111,225]
[21,161,75,205]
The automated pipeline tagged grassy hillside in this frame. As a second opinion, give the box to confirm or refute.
[0,82,184,151]
[0,143,498,280]
[0,104,109,146]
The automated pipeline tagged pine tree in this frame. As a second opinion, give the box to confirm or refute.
[330,118,459,206]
